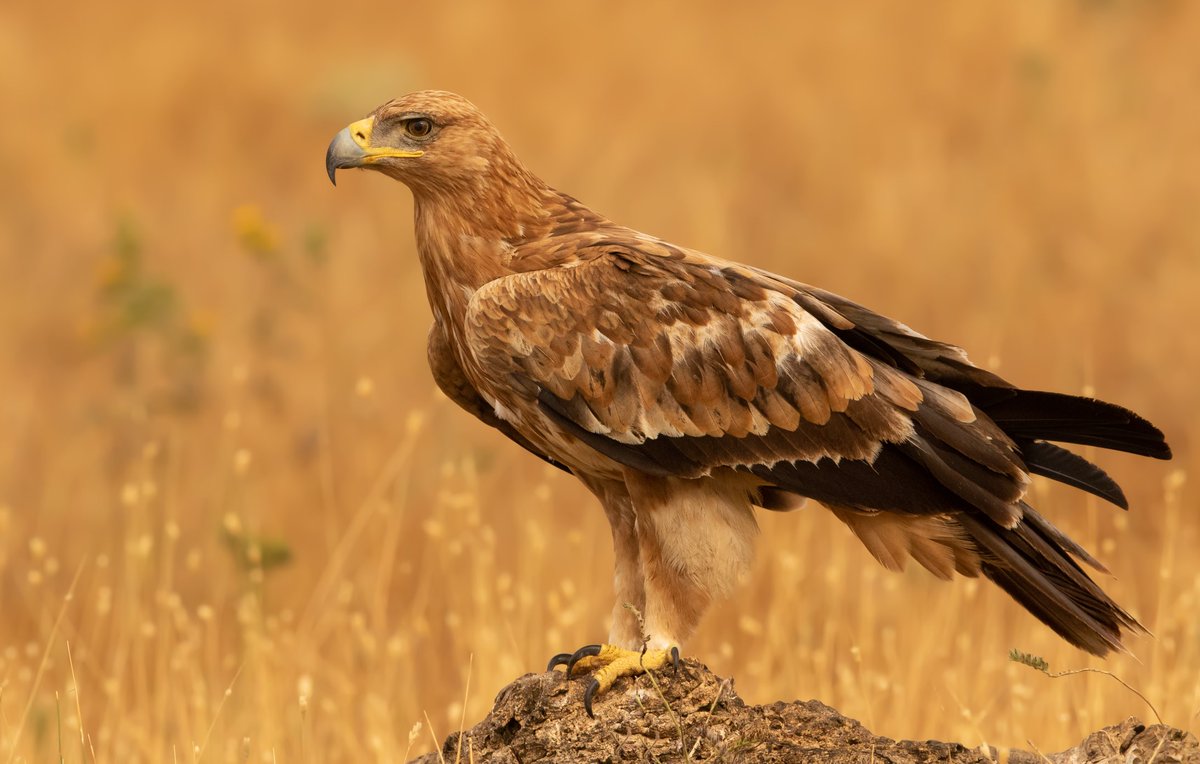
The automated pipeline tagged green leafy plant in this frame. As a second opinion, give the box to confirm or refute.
[88,215,210,410]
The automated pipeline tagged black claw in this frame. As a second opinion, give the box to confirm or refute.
[583,678,599,718]
[565,644,602,677]
[671,646,681,674]
[546,653,572,672]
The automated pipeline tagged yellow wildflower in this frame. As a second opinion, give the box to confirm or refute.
[232,204,280,256]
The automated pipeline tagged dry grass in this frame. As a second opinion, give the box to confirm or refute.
[2,2,1198,761]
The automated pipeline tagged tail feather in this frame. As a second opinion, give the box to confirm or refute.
[1020,440,1129,509]
[1020,504,1109,574]
[958,511,1143,656]
[977,389,1171,460]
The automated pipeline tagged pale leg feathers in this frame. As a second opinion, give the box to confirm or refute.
[578,475,646,648]
[624,471,759,649]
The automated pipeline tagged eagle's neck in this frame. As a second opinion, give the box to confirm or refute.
[411,165,557,343]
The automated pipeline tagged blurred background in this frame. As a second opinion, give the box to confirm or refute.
[1,1,1197,760]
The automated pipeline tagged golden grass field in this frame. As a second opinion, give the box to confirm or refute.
[2,2,1198,760]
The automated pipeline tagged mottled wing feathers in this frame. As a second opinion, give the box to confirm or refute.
[749,270,1170,485]
[427,323,569,474]
[465,241,1029,527]
[744,269,1003,385]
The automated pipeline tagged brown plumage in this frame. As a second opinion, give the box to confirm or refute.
[327,91,1171,669]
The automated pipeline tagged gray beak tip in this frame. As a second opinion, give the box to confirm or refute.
[325,127,362,187]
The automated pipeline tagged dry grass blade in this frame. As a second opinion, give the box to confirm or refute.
[454,653,473,764]
[65,642,94,764]
[5,562,85,764]
[1009,650,1163,726]
[423,710,446,764]
[195,664,245,763]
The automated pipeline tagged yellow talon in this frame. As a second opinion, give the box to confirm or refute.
[549,643,680,717]
[563,653,607,675]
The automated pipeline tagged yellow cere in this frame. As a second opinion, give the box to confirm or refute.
[348,116,424,162]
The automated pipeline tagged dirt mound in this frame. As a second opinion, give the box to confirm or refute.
[411,660,1197,763]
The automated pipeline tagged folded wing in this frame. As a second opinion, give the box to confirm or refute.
[467,242,1027,525]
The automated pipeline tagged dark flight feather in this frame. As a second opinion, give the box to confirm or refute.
[1020,439,1128,509]
[958,512,1141,656]
[972,389,1171,460]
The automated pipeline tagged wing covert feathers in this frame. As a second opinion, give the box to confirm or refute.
[468,245,1030,524]
[427,322,569,473]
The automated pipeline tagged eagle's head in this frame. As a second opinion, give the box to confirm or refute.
[326,90,526,197]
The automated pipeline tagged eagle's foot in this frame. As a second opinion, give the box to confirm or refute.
[547,643,680,717]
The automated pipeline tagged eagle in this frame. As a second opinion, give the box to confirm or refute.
[326,90,1171,716]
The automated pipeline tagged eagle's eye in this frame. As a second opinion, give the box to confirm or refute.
[404,118,433,139]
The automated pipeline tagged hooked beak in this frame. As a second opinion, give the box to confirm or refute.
[325,116,424,185]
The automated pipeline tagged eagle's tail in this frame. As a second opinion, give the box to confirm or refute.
[958,505,1145,656]
[971,388,1171,510]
